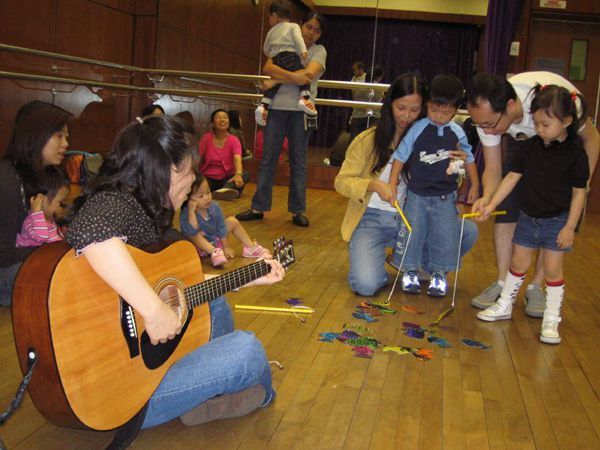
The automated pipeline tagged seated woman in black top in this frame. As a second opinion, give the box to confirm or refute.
[66,115,284,428]
[0,101,71,306]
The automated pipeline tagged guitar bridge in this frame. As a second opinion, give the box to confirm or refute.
[120,298,140,358]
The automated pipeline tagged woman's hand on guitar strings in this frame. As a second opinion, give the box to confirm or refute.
[144,300,182,345]
[245,258,285,287]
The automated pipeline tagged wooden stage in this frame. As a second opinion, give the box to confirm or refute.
[1,184,599,449]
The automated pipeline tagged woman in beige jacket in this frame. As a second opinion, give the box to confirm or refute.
[335,73,478,296]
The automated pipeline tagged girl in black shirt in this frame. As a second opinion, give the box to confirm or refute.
[477,85,589,345]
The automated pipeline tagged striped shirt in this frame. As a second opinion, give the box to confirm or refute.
[15,211,62,248]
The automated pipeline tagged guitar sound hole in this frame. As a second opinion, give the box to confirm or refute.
[158,284,186,321]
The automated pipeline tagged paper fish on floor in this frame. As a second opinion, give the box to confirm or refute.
[402,321,421,329]
[427,335,451,348]
[461,338,491,349]
[361,301,397,314]
[382,346,412,355]
[406,328,425,339]
[337,330,361,341]
[401,305,425,314]
[352,311,379,323]
[356,305,383,316]
[346,336,380,349]
[353,346,375,358]
[286,298,303,306]
[318,332,339,342]
[412,348,434,360]
[342,323,373,335]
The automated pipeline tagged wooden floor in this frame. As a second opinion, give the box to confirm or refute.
[1,184,600,449]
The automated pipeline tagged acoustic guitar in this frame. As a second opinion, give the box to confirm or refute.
[12,237,294,431]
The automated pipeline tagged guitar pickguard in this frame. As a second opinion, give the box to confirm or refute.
[140,309,193,370]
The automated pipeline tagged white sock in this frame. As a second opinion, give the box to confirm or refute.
[497,279,505,287]
[545,281,564,318]
[499,269,526,305]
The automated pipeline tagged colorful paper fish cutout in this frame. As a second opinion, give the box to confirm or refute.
[363,302,397,314]
[382,346,412,355]
[402,321,421,329]
[427,336,451,348]
[346,337,380,349]
[413,348,434,360]
[339,330,361,340]
[461,338,491,349]
[286,297,303,306]
[406,328,425,339]
[318,332,339,342]
[401,305,424,314]
[353,346,374,358]
[342,324,373,335]
[352,311,379,323]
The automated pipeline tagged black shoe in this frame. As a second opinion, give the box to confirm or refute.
[292,213,309,227]
[236,209,264,221]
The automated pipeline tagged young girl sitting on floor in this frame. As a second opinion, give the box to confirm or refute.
[16,170,69,247]
[180,174,269,267]
[477,84,590,344]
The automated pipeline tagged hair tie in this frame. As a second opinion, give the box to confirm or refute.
[571,91,577,101]
[540,85,548,91]
[136,116,144,125]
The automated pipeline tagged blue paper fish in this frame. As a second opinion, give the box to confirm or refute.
[461,338,491,349]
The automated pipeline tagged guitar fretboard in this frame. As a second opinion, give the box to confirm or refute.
[184,260,270,309]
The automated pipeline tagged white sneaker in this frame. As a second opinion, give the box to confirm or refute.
[255,105,267,126]
[297,98,318,117]
[477,301,513,322]
[540,315,561,344]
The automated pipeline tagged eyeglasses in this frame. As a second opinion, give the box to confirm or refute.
[473,110,504,130]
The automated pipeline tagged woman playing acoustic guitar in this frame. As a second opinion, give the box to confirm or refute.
[66,115,284,429]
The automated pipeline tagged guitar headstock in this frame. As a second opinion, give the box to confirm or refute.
[272,236,295,269]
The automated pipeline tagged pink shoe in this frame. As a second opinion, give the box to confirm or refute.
[242,243,269,258]
[298,98,318,117]
[210,247,227,266]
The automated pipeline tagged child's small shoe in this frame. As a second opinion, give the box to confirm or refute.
[427,272,447,298]
[297,98,318,117]
[255,105,267,126]
[210,247,227,267]
[540,314,561,344]
[401,271,421,294]
[242,242,268,258]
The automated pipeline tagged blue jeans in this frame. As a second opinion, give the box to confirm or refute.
[0,262,22,307]
[142,296,274,428]
[251,109,311,213]
[398,191,462,273]
[349,207,478,296]
[513,211,571,252]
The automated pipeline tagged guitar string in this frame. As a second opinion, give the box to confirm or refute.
[160,260,272,308]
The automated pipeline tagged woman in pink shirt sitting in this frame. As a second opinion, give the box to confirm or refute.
[199,109,249,201]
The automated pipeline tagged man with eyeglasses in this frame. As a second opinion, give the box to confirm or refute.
[466,71,599,315]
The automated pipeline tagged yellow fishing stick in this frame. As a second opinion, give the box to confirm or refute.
[430,210,507,326]
[385,201,413,304]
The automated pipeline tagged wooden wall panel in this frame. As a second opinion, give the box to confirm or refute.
[89,0,134,14]
[0,0,56,51]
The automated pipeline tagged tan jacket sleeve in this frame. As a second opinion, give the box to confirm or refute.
[334,128,376,201]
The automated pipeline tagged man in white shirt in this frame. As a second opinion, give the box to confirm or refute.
[467,71,599,315]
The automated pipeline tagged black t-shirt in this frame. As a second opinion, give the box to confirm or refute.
[512,135,589,218]
[66,191,160,253]
[0,159,35,267]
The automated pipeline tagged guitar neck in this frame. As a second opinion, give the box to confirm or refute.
[184,260,270,309]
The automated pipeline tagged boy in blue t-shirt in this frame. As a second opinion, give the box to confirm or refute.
[389,74,480,297]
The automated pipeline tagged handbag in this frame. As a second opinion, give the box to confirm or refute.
[65,151,103,184]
